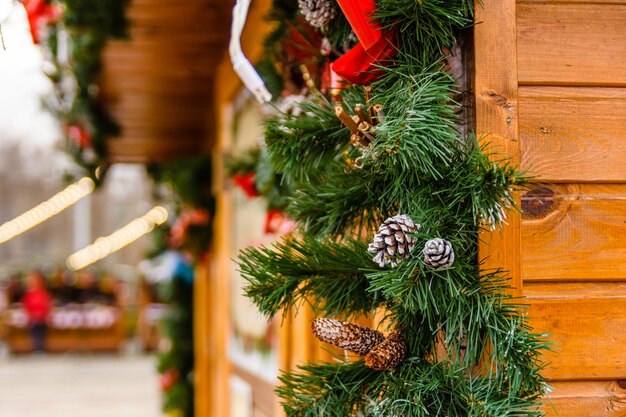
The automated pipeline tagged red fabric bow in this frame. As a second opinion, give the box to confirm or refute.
[232,173,260,198]
[331,0,397,85]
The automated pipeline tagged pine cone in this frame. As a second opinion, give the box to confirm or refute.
[298,0,337,30]
[368,215,420,267]
[423,238,455,269]
[312,318,385,355]
[364,333,408,371]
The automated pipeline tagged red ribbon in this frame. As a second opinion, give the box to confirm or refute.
[23,0,61,44]
[331,0,397,85]
[232,173,260,198]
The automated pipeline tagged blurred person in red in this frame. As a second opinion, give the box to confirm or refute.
[22,271,52,352]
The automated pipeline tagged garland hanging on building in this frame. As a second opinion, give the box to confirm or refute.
[235,1,548,416]
[23,0,130,184]
[145,155,213,417]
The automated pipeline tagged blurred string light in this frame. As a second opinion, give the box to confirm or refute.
[0,177,95,244]
[67,206,168,271]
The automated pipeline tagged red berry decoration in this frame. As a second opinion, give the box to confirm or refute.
[159,369,179,392]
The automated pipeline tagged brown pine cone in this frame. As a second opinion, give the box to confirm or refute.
[364,333,408,371]
[312,318,385,355]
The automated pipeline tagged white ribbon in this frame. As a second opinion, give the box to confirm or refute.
[229,0,271,104]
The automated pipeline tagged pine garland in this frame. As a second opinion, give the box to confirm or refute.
[157,276,194,417]
[237,1,547,416]
[38,0,130,184]
[147,155,214,417]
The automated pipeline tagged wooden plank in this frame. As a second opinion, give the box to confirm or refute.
[107,114,209,124]
[193,260,210,417]
[286,307,317,371]
[106,40,223,56]
[209,187,233,417]
[105,107,208,119]
[519,0,626,4]
[519,86,626,182]
[522,184,626,281]
[474,0,522,291]
[517,4,626,86]
[543,381,626,417]
[100,0,228,164]
[525,283,626,380]
[103,83,212,96]
[102,64,216,77]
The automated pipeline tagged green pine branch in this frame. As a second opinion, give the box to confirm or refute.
[235,0,548,415]
[278,358,544,417]
[286,139,523,238]
[369,56,462,178]
[265,91,361,183]
[240,236,381,319]
[376,0,475,58]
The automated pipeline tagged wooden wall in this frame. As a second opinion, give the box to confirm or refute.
[100,0,232,163]
[476,0,626,415]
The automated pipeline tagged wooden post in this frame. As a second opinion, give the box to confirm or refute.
[474,0,522,293]
[193,259,210,417]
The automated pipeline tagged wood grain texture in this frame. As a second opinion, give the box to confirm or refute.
[522,184,626,281]
[210,171,233,417]
[519,86,626,182]
[520,0,626,4]
[543,381,626,417]
[474,0,522,292]
[101,0,231,163]
[517,3,626,86]
[525,283,626,380]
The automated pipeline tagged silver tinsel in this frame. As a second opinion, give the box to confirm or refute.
[423,238,455,269]
[368,215,420,268]
[298,0,337,30]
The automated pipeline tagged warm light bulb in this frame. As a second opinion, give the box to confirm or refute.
[66,205,168,270]
[0,177,95,244]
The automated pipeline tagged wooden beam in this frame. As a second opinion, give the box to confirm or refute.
[474,0,522,292]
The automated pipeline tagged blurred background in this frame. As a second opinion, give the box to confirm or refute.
[0,0,232,416]
[3,0,324,415]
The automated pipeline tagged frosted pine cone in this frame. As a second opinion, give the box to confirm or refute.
[364,333,408,371]
[298,0,337,30]
[368,215,420,267]
[423,238,455,269]
[312,318,385,355]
